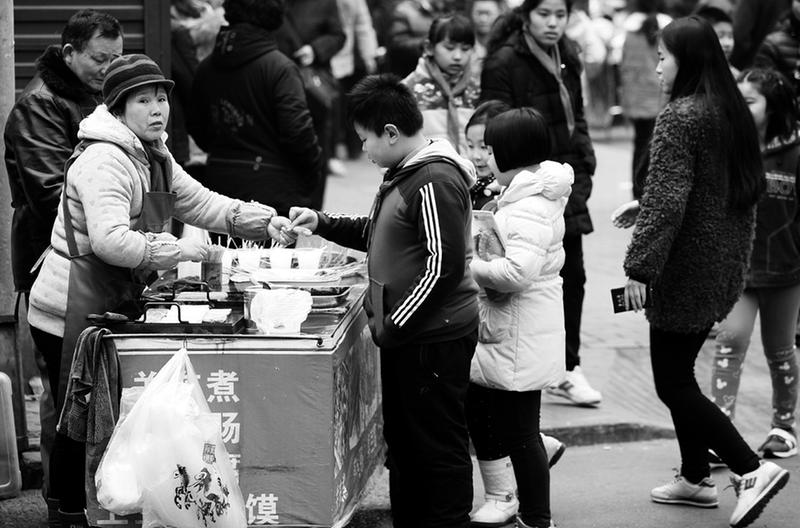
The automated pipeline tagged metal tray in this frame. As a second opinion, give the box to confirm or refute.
[98,301,245,334]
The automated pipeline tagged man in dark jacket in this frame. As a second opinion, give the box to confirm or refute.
[2,9,122,524]
[4,9,123,297]
[190,0,325,216]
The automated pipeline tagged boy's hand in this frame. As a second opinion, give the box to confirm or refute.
[289,207,318,236]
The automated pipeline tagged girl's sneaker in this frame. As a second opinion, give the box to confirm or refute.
[650,474,719,508]
[729,461,790,528]
[758,428,798,458]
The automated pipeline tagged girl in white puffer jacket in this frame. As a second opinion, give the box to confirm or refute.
[466,107,573,528]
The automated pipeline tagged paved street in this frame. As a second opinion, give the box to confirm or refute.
[2,126,796,527]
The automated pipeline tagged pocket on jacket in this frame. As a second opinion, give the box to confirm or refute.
[367,277,387,342]
[478,299,512,344]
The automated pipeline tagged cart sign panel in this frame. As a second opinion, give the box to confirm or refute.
[96,311,383,527]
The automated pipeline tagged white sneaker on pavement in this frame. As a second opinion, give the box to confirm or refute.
[540,433,566,468]
[546,366,602,406]
[729,461,790,528]
[650,474,719,508]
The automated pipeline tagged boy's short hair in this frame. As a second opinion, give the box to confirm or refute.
[347,74,424,136]
[61,9,122,52]
[484,107,551,172]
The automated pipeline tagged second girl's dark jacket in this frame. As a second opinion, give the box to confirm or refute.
[189,23,324,215]
[3,45,102,292]
[748,134,800,287]
[480,30,596,236]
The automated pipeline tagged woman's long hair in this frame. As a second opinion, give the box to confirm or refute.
[661,15,764,211]
[486,0,574,56]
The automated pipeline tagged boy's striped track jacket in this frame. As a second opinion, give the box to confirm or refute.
[316,138,480,348]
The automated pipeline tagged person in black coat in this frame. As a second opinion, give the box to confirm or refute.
[275,0,346,206]
[480,0,601,407]
[189,0,325,216]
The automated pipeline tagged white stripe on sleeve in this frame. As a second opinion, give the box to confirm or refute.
[392,183,442,327]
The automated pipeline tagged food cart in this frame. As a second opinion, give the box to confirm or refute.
[91,256,384,528]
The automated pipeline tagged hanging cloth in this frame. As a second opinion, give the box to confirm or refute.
[423,56,472,152]
[521,26,575,136]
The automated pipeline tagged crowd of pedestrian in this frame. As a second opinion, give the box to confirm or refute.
[3,1,799,528]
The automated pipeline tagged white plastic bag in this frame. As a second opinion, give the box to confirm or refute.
[96,348,247,527]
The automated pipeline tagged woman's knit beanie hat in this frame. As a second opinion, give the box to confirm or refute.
[103,54,175,109]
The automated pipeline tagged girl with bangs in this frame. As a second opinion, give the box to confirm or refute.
[401,13,482,154]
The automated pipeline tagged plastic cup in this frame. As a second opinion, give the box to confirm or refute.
[269,247,293,270]
[295,248,323,270]
[243,286,265,327]
[237,248,262,271]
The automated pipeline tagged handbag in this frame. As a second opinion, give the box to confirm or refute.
[298,64,337,110]
[283,12,338,110]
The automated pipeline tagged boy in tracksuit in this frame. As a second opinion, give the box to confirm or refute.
[271,74,479,528]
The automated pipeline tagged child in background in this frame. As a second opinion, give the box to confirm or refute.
[467,107,573,528]
[402,13,481,154]
[711,68,800,460]
[694,0,739,76]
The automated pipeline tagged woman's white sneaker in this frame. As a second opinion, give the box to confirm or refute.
[650,475,719,508]
[729,461,789,528]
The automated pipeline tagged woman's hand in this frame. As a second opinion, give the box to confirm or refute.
[177,238,210,262]
[294,45,315,67]
[611,200,640,229]
[624,278,649,312]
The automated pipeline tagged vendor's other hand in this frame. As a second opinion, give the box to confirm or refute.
[624,278,648,312]
[178,239,210,262]
[611,200,640,229]
[294,45,315,67]
[289,207,318,236]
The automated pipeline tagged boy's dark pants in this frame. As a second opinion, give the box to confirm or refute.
[380,331,477,528]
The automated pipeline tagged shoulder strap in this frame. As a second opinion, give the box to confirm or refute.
[61,141,94,258]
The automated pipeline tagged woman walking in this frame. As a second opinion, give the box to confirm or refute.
[622,17,789,528]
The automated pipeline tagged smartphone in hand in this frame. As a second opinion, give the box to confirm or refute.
[611,286,652,313]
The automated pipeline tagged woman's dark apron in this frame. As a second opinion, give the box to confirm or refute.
[55,141,176,411]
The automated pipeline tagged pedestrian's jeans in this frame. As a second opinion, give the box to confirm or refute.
[380,331,477,528]
[712,284,800,430]
[650,325,760,483]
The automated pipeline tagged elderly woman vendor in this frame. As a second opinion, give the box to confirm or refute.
[26,54,279,525]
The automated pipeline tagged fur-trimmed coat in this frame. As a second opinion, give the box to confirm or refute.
[3,45,102,292]
[623,96,756,333]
